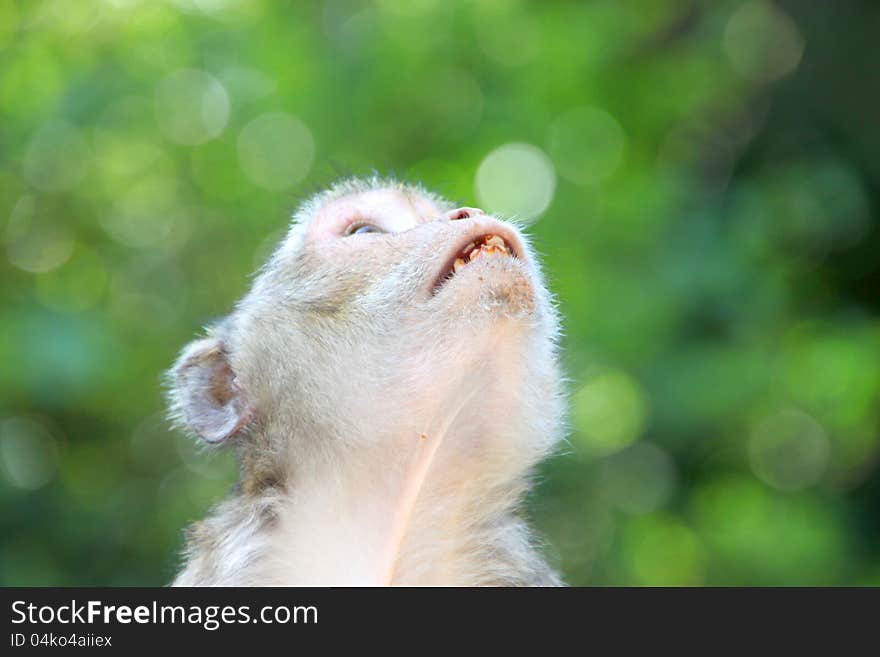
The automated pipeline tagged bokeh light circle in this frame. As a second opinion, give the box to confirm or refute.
[748,408,830,491]
[0,417,59,490]
[475,142,556,223]
[547,106,626,185]
[155,69,230,145]
[623,514,705,586]
[237,112,315,191]
[572,369,648,457]
[6,196,75,273]
[723,1,804,83]
[600,441,677,514]
[23,120,90,192]
[102,176,181,248]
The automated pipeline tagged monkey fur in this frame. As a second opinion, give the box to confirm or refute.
[167,177,565,586]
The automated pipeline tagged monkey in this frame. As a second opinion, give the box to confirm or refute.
[167,176,566,586]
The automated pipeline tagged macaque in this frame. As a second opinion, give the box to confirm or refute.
[168,177,565,586]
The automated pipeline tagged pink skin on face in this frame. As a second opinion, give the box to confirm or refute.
[307,188,484,241]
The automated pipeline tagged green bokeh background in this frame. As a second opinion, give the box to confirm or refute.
[1,0,879,586]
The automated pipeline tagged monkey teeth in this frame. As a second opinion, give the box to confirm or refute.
[458,234,513,267]
[440,233,516,289]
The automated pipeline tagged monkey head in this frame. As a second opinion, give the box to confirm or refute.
[168,177,563,491]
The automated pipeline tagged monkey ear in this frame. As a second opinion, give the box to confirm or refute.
[169,337,253,444]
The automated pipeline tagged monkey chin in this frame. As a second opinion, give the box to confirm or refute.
[435,254,537,321]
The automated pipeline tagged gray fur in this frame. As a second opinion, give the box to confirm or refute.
[167,177,566,586]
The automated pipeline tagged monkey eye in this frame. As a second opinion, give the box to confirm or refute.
[345,222,385,236]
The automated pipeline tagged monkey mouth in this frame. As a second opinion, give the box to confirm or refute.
[432,232,520,294]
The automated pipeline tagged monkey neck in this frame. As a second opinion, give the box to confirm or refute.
[268,333,549,585]
[179,321,560,587]
[269,427,534,586]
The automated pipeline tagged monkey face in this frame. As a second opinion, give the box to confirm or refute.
[275,185,541,330]
[170,180,567,585]
[249,183,552,406]
[170,179,561,468]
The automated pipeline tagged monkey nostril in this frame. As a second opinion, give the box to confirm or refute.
[448,207,484,221]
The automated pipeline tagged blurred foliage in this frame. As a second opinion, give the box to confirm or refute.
[1,0,879,586]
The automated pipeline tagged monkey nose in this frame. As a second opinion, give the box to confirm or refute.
[447,207,485,221]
